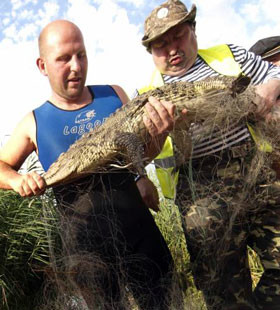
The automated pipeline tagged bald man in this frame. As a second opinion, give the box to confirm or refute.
[0,20,175,309]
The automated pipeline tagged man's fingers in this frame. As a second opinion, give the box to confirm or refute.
[18,173,46,197]
[147,96,175,118]
[30,172,46,190]
[145,98,165,128]
[144,96,175,136]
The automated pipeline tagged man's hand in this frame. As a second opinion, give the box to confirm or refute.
[255,79,280,118]
[136,176,160,212]
[10,172,46,197]
[143,96,175,137]
[142,96,187,159]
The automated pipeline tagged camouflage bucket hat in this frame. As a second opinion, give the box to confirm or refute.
[142,0,196,48]
[249,36,280,59]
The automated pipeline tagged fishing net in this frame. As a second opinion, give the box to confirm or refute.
[2,76,280,309]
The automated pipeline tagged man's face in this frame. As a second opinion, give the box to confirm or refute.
[265,53,280,67]
[42,25,88,102]
[150,22,198,76]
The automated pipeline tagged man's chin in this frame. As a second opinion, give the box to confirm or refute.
[166,67,188,77]
[67,87,84,98]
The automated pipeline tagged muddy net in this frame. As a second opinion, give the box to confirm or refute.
[2,76,280,309]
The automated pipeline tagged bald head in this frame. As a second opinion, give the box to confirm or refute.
[36,19,88,104]
[38,20,84,58]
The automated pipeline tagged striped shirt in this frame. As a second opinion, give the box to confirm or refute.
[135,44,280,159]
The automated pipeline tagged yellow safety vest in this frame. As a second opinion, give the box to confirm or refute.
[138,71,179,199]
[138,44,272,199]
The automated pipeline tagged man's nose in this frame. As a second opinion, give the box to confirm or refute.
[70,55,81,71]
[168,40,178,56]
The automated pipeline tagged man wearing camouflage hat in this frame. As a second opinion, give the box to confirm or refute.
[135,0,280,309]
[250,36,280,66]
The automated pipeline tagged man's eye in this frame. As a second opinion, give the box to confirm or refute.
[57,56,70,62]
[78,52,86,59]
[152,41,165,49]
[175,30,185,39]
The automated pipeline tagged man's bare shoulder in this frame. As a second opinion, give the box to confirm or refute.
[111,85,129,105]
[0,112,37,168]
[14,112,36,142]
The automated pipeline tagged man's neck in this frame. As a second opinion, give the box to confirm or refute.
[49,87,92,110]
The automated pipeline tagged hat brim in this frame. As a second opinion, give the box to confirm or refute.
[142,4,196,48]
[262,45,280,59]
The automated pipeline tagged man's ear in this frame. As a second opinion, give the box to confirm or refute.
[36,57,48,76]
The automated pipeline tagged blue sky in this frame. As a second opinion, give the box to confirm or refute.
[0,0,280,138]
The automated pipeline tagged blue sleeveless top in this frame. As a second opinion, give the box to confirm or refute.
[33,85,122,171]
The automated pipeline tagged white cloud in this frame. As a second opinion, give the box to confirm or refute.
[240,2,261,24]
[260,0,280,22]
[2,1,60,43]
[195,0,250,48]
[3,17,10,26]
[192,0,280,50]
[3,24,17,39]
[19,8,35,20]
[11,0,28,11]
[0,38,50,135]
[240,0,280,46]
[36,1,60,28]
[116,0,145,7]
[16,22,38,41]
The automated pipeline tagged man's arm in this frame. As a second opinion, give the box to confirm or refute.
[231,45,280,117]
[255,79,280,119]
[0,112,46,197]
[143,97,175,159]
